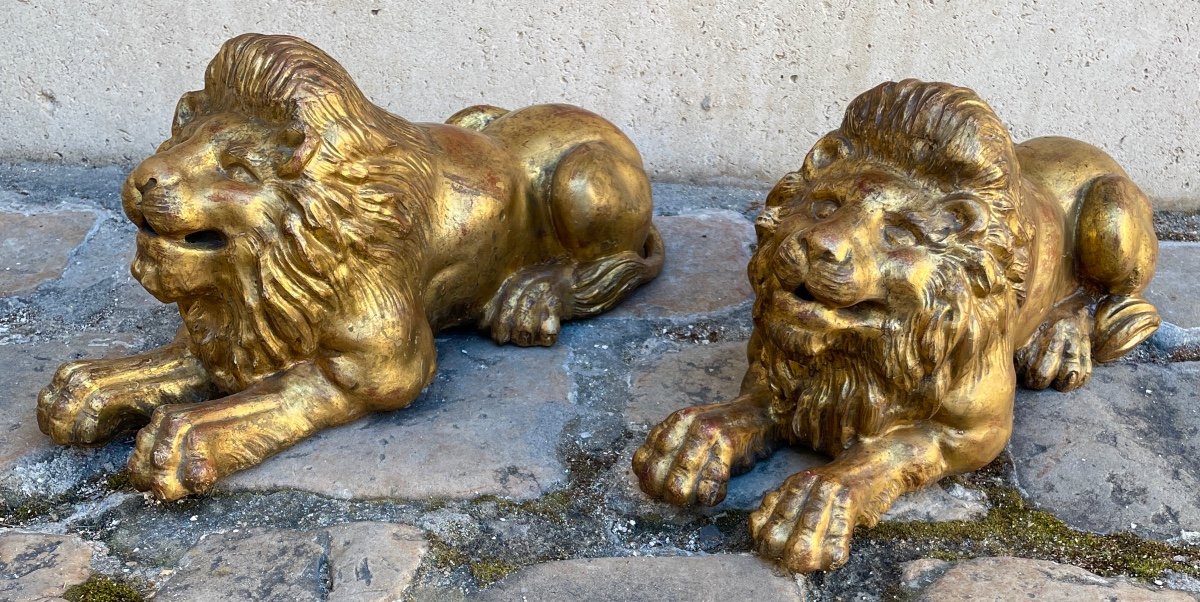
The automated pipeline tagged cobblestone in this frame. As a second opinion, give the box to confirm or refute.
[154,528,327,602]
[900,556,1194,601]
[607,210,756,319]
[1010,362,1200,540]
[473,554,803,602]
[1147,242,1200,329]
[0,210,96,295]
[223,337,578,501]
[0,530,108,602]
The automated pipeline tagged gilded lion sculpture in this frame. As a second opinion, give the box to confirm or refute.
[633,79,1159,572]
[37,33,663,500]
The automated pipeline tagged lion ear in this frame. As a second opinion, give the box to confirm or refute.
[943,193,990,238]
[800,134,852,181]
[755,205,783,240]
[278,123,323,178]
[171,91,206,137]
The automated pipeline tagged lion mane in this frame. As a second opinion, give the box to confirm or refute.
[757,80,1035,454]
[170,34,437,389]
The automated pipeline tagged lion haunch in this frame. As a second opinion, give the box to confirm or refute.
[633,79,1159,573]
[36,34,663,501]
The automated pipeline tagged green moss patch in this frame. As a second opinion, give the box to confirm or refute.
[63,575,144,602]
[426,533,469,569]
[0,498,55,526]
[103,470,131,492]
[469,490,573,523]
[862,485,1199,581]
[469,560,519,586]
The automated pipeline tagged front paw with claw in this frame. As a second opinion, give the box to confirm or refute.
[748,470,865,573]
[633,402,774,506]
[37,360,148,446]
[127,405,219,501]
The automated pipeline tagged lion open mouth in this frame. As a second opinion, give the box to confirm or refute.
[182,229,229,250]
[138,221,229,251]
[757,281,889,358]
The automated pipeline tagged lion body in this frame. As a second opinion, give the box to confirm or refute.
[39,34,661,501]
[753,134,1158,455]
[634,79,1159,573]
[748,87,1159,457]
[419,104,653,329]
[120,38,663,395]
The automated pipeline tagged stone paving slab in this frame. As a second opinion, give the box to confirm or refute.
[0,210,169,339]
[473,554,803,602]
[223,336,579,501]
[153,523,429,602]
[1147,242,1200,329]
[900,556,1195,601]
[326,522,428,602]
[0,530,99,602]
[0,210,96,295]
[154,528,328,602]
[1011,361,1200,541]
[607,210,755,319]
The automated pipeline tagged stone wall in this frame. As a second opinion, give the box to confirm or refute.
[3,0,1198,208]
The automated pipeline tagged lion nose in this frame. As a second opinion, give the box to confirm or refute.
[137,177,158,196]
[129,155,181,197]
[123,157,180,232]
[807,227,853,265]
[131,163,167,197]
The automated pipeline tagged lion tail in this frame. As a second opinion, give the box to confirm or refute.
[570,223,665,318]
[445,105,511,131]
[1092,294,1161,362]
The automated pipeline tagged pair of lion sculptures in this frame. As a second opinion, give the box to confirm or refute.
[36,34,1160,573]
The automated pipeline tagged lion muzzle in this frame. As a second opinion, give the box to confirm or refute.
[773,228,876,310]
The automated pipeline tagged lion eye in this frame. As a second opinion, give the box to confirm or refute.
[810,198,839,220]
[884,225,919,248]
[221,154,259,185]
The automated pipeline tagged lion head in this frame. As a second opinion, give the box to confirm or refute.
[121,33,436,389]
[750,79,1034,452]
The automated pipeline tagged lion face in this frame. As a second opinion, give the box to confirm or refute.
[753,164,986,359]
[122,111,309,303]
[117,34,438,390]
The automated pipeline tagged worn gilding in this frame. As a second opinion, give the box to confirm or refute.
[634,79,1159,572]
[36,34,662,500]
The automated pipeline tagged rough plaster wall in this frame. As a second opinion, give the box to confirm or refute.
[1,0,1197,208]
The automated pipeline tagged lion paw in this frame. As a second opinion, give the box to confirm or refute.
[487,267,571,347]
[748,470,863,573]
[37,360,150,446]
[632,405,744,506]
[127,405,219,501]
[1017,308,1093,392]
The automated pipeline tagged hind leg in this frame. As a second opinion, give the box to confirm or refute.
[485,141,662,346]
[1076,175,1161,362]
[549,140,653,261]
[550,141,663,317]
